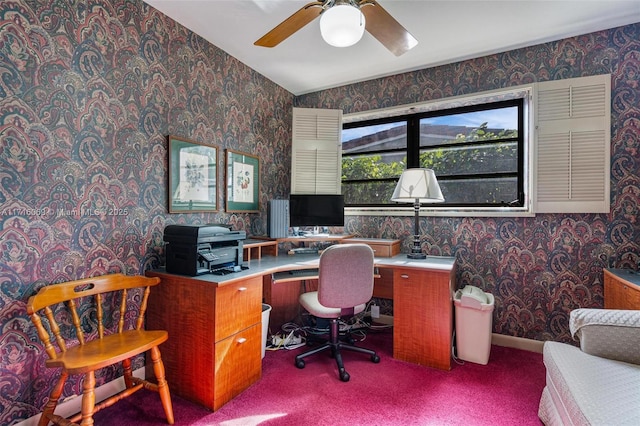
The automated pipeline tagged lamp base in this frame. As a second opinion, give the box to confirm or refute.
[407,233,426,259]
[407,252,426,260]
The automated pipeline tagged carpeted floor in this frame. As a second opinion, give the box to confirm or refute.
[93,329,545,425]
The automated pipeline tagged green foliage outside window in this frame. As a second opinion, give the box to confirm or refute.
[342,123,520,206]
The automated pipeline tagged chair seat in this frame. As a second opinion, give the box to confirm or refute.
[45,330,168,374]
[299,291,366,318]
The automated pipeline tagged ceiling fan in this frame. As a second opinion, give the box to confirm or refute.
[254,0,418,56]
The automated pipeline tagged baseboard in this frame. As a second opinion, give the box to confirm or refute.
[491,333,544,353]
[17,367,145,426]
[374,314,543,353]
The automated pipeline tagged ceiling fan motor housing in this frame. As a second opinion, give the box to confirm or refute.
[320,1,366,47]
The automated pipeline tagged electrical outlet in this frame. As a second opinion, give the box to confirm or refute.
[371,305,380,319]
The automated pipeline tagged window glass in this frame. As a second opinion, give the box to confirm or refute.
[342,99,524,208]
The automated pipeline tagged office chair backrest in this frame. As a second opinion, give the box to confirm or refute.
[318,243,375,309]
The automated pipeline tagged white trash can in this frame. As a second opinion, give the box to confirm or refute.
[261,304,272,359]
[454,285,495,365]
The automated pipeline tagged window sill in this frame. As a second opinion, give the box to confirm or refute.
[345,206,535,218]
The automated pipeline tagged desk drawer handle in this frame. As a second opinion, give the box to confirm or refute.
[238,287,247,292]
[237,337,247,344]
[400,274,409,279]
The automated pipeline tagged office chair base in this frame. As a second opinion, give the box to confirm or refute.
[294,318,380,382]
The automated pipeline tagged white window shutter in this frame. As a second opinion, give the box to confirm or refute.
[291,107,342,194]
[534,74,610,213]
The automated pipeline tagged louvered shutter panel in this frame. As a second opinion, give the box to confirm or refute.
[291,107,342,194]
[534,74,610,213]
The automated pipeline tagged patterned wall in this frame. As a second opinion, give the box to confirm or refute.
[0,0,292,423]
[296,23,640,344]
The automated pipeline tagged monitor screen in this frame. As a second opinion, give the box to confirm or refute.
[289,194,345,227]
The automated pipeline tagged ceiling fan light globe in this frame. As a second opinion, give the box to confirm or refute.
[320,4,366,48]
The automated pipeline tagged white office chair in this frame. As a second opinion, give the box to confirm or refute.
[295,243,380,382]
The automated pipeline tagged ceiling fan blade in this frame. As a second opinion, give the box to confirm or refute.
[360,0,418,56]
[255,1,324,48]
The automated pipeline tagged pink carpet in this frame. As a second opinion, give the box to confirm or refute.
[93,329,545,425]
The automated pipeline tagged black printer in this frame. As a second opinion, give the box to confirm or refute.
[164,224,246,276]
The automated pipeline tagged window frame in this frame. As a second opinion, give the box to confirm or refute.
[342,87,534,217]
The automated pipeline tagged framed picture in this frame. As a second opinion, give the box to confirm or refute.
[168,135,218,213]
[225,149,260,212]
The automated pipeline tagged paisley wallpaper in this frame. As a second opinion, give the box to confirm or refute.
[297,23,640,343]
[0,0,638,422]
[0,0,292,423]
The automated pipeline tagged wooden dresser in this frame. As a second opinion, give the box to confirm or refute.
[145,271,263,411]
[604,268,640,309]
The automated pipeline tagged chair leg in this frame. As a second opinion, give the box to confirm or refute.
[150,345,174,425]
[38,371,68,426]
[80,370,96,426]
[295,342,331,364]
[328,319,351,381]
[122,357,134,389]
[339,343,379,358]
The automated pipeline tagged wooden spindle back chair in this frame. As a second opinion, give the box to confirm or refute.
[27,273,174,426]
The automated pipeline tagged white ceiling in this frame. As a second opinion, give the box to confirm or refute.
[143,1,640,96]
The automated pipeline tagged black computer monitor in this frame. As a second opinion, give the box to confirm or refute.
[289,194,344,227]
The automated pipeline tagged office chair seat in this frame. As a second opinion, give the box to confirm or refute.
[295,244,380,382]
[299,291,366,318]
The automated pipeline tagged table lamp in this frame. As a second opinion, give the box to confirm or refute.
[391,168,444,259]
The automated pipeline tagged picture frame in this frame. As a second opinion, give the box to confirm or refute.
[225,149,260,213]
[168,135,218,213]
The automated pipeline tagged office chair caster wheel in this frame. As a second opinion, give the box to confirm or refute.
[295,359,305,369]
[371,354,380,363]
[339,370,350,382]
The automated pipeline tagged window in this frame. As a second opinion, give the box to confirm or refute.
[296,74,610,216]
[342,98,525,210]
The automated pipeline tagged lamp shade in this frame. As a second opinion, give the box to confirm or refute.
[320,3,366,48]
[391,168,445,203]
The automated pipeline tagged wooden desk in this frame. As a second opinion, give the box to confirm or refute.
[146,253,455,411]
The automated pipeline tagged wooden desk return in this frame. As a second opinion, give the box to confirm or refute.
[147,251,456,411]
[265,255,455,370]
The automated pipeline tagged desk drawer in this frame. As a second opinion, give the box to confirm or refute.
[214,323,261,410]
[368,242,399,257]
[342,238,400,258]
[215,277,262,341]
